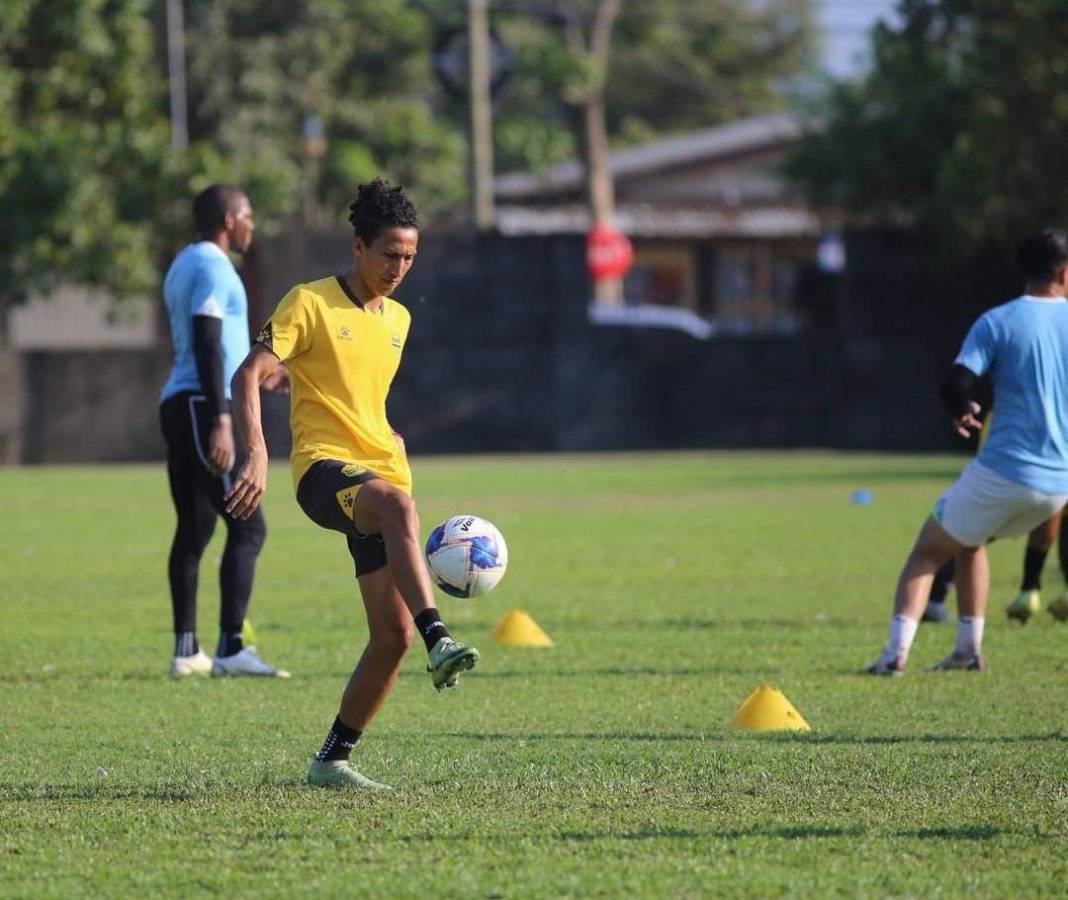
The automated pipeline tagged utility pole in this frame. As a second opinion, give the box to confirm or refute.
[166,0,188,151]
[468,0,495,231]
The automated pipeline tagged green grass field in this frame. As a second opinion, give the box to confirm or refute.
[3,452,1068,898]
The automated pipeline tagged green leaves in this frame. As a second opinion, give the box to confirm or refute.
[788,0,1068,260]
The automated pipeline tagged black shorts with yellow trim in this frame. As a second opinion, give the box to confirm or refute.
[296,460,387,577]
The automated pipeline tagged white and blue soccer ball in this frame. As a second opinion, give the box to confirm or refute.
[424,515,508,598]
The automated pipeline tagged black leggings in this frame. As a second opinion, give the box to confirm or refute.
[160,392,266,634]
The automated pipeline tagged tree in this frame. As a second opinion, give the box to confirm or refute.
[0,0,174,312]
[489,0,815,176]
[172,0,466,224]
[787,0,1068,259]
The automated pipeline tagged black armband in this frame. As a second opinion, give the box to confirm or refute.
[939,364,978,418]
[192,314,229,418]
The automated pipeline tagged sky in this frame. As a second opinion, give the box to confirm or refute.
[816,0,901,78]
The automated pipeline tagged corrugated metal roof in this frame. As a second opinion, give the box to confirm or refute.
[494,113,806,200]
[496,203,820,238]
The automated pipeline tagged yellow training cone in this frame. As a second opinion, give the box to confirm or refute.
[493,609,554,647]
[728,685,811,732]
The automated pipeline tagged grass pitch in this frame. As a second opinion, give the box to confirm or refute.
[2,452,1068,898]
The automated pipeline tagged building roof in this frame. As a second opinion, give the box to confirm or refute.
[494,113,807,201]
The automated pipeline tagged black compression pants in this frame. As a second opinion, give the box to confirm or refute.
[160,392,266,635]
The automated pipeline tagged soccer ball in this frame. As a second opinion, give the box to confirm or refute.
[425,515,508,598]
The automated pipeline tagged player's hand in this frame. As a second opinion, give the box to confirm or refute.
[208,415,236,476]
[393,430,406,456]
[225,448,268,519]
[262,365,290,395]
[953,400,982,438]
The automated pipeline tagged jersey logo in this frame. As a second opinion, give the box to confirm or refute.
[256,321,273,348]
[338,325,352,341]
[341,463,367,478]
[391,333,402,350]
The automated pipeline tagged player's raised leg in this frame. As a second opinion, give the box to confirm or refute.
[867,516,966,675]
[307,569,412,790]
[353,480,479,690]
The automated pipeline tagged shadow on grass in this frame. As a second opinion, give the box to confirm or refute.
[902,826,1003,840]
[558,825,865,843]
[429,730,1067,746]
[555,823,1004,843]
[1,783,199,802]
[400,665,776,680]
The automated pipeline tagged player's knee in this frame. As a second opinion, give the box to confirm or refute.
[175,517,216,556]
[232,514,267,552]
[376,486,418,533]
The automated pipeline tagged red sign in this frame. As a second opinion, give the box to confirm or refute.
[586,225,634,281]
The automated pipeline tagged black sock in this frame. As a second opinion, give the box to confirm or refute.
[1021,546,1049,591]
[174,631,198,657]
[315,716,362,762]
[929,559,954,604]
[216,630,244,657]
[414,608,450,652]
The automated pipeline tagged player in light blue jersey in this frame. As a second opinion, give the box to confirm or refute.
[868,230,1068,675]
[159,185,288,679]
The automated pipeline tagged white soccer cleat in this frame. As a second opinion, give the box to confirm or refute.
[170,650,212,678]
[211,647,291,679]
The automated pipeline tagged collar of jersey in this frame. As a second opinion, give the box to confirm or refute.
[335,275,387,314]
[1020,294,1068,304]
[197,240,231,263]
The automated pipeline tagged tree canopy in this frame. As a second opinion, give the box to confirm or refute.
[1,0,817,308]
[787,0,1068,259]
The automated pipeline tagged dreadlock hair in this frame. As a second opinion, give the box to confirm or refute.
[193,184,246,238]
[347,178,419,246]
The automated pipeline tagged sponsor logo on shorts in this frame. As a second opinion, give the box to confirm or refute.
[336,485,362,518]
[341,463,366,478]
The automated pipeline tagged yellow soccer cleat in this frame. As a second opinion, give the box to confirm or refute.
[1006,589,1041,624]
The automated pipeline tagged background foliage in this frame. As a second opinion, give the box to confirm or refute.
[787,0,1068,261]
[0,0,815,306]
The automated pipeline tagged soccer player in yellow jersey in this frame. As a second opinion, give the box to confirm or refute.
[225,179,479,790]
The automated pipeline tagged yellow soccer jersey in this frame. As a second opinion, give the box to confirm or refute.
[258,275,412,494]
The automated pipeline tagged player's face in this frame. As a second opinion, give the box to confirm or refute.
[354,227,418,297]
[227,196,255,255]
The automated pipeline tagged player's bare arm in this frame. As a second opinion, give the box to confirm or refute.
[226,344,282,519]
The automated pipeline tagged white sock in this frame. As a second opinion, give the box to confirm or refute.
[884,614,919,662]
[954,616,985,657]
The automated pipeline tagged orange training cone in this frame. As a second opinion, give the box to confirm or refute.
[492,609,554,647]
[728,685,811,732]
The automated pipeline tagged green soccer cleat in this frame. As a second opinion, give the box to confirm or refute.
[930,652,986,672]
[1006,589,1040,624]
[306,759,391,791]
[1047,591,1068,622]
[427,636,479,691]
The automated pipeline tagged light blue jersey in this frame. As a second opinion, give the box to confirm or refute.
[160,242,251,403]
[956,295,1068,494]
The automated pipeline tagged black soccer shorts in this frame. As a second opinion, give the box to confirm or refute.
[296,460,388,577]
